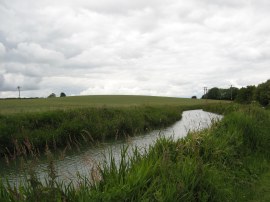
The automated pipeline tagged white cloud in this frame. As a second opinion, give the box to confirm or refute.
[0,0,270,98]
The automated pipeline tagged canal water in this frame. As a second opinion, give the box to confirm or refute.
[0,110,222,186]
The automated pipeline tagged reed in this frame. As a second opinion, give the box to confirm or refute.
[1,104,269,201]
[0,105,189,157]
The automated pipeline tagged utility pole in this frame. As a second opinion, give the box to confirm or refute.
[17,86,21,99]
[230,85,233,101]
[203,87,208,99]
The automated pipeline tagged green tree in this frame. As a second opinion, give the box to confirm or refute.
[255,80,270,106]
[219,88,239,100]
[236,86,256,104]
[60,92,66,97]
[231,87,239,100]
[207,87,221,100]
[219,89,230,100]
[48,93,56,98]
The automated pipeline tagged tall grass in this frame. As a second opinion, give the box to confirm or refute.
[1,105,269,201]
[0,105,197,157]
[88,105,270,201]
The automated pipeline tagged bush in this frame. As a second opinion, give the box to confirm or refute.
[255,80,270,106]
[60,92,66,97]
[47,93,56,98]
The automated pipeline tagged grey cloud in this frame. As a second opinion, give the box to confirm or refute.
[0,73,41,91]
[40,76,87,95]
[66,47,123,69]
[1,0,270,98]
[0,75,4,87]
[0,42,5,55]
[9,43,65,64]
[3,63,44,77]
[0,32,13,50]
[68,0,174,14]
[202,0,247,8]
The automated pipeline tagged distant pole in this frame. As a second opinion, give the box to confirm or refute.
[17,86,21,98]
[203,87,208,99]
[230,85,233,101]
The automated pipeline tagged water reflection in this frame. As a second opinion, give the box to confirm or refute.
[0,110,222,185]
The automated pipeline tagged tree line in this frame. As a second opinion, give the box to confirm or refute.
[202,79,270,106]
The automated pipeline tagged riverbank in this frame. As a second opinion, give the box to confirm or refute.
[0,104,213,157]
[1,104,269,201]
[79,105,270,201]
[0,109,222,187]
[0,95,225,157]
[0,106,174,156]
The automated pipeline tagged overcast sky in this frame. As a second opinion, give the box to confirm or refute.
[0,0,269,98]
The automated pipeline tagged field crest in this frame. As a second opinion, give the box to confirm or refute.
[0,95,224,114]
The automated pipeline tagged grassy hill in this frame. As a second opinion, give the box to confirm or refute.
[0,95,225,114]
[0,95,227,157]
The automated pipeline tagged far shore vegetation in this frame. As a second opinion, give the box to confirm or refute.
[202,79,270,106]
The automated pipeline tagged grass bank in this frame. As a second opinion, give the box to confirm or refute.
[0,106,176,156]
[0,95,225,157]
[0,105,205,157]
[78,105,270,201]
[1,104,269,201]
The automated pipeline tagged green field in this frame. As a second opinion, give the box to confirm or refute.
[0,95,227,157]
[0,95,224,114]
